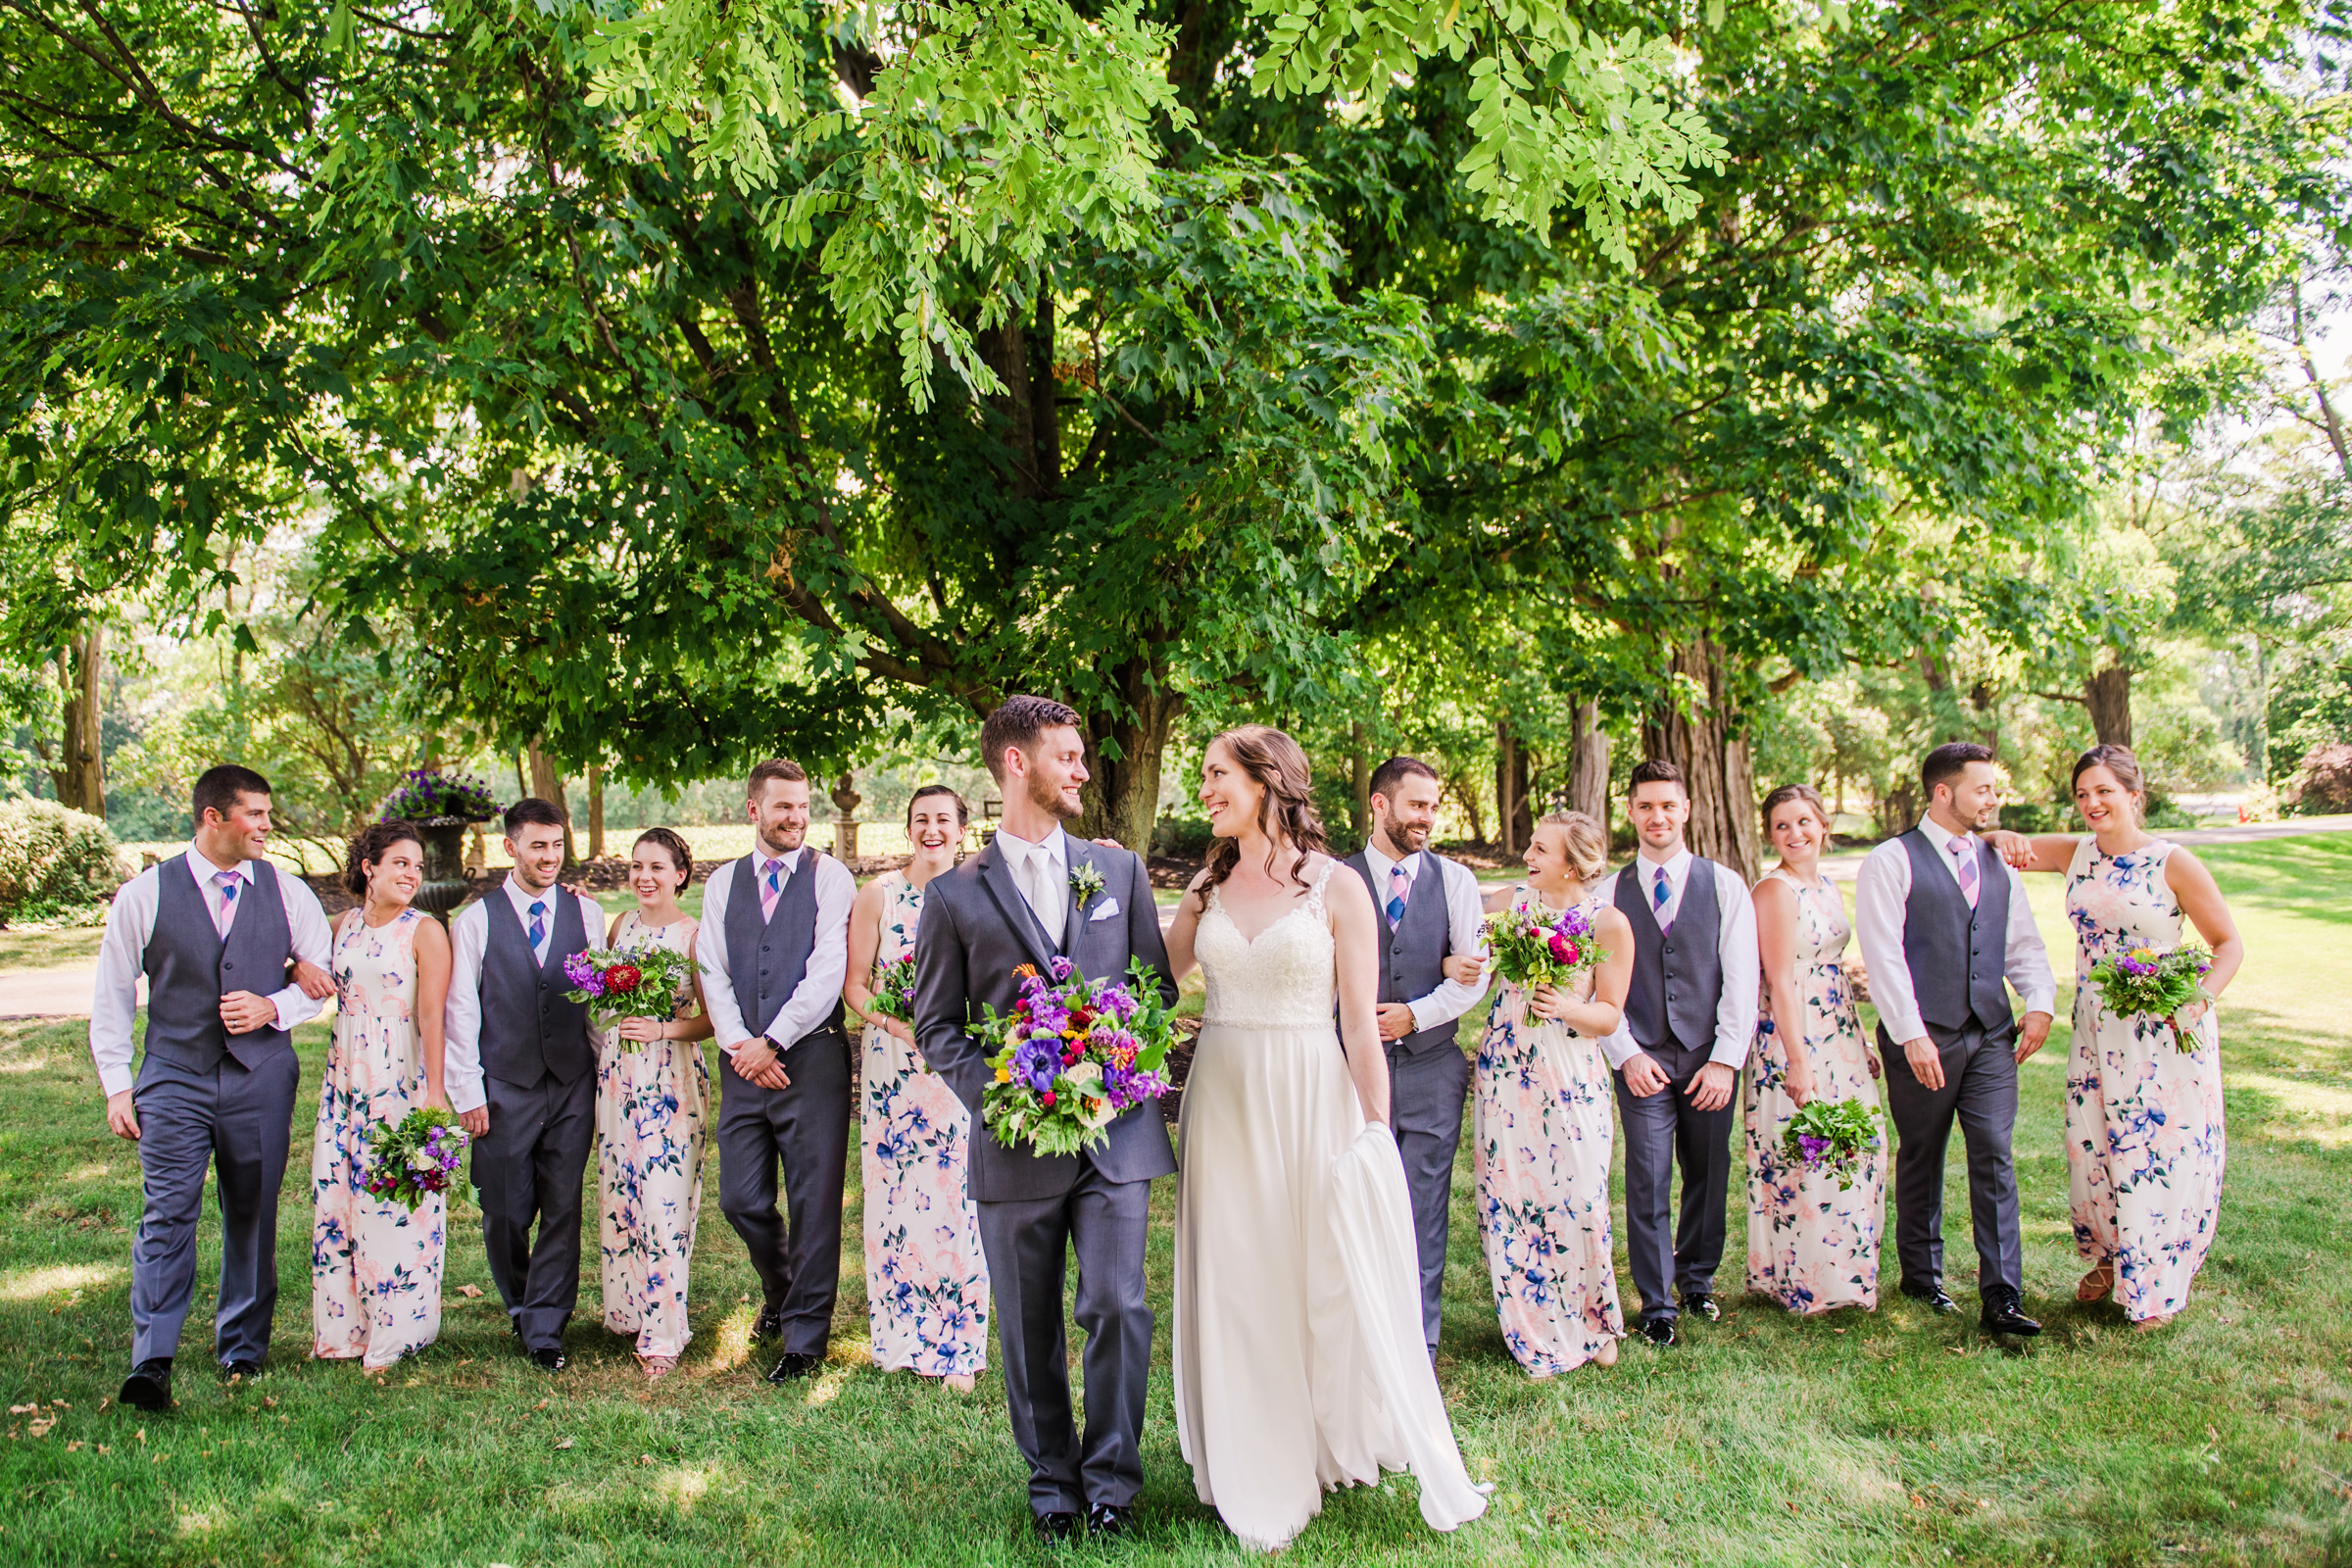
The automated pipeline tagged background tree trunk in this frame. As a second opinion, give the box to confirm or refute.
[1494,719,1533,854]
[1641,637,1761,883]
[1076,656,1182,853]
[1569,700,1610,826]
[526,743,576,865]
[50,628,106,818]
[2085,663,2132,747]
[586,763,605,859]
[1349,721,1370,846]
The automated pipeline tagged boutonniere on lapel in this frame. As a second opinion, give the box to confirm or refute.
[1069,861,1107,907]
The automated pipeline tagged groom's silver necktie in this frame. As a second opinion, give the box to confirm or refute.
[1023,850,1065,947]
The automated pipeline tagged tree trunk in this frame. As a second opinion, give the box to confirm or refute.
[1569,701,1610,826]
[586,763,605,859]
[1494,719,1533,854]
[526,743,576,865]
[2085,663,2132,748]
[50,628,106,818]
[1076,655,1183,853]
[1641,637,1761,883]
[1452,770,1487,846]
[1349,722,1370,846]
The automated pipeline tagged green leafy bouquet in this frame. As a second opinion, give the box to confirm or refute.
[2087,943,2213,1053]
[364,1106,468,1212]
[563,946,701,1040]
[1779,1098,1883,1192]
[866,954,916,1025]
[978,957,1177,1157]
[1482,901,1605,990]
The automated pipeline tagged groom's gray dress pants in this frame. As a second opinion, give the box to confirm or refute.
[1386,1039,1471,1352]
[977,1159,1152,1516]
[716,1028,854,1359]
[1879,1019,2024,1298]
[1613,1036,1735,1325]
[472,1069,597,1350]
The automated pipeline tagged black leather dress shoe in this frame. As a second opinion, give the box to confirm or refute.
[765,1351,821,1384]
[1680,1292,1721,1323]
[1980,1289,2042,1337]
[1899,1279,1960,1315]
[1032,1510,1081,1545]
[752,1303,785,1342]
[120,1358,172,1411]
[1087,1503,1137,1540]
[1640,1318,1677,1347]
[530,1347,568,1372]
[220,1358,263,1381]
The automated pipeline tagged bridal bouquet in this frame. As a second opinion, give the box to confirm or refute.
[865,955,916,1025]
[563,946,700,1039]
[2087,942,2213,1052]
[1778,1098,1883,1192]
[978,957,1177,1156]
[364,1107,468,1212]
[1483,902,1606,991]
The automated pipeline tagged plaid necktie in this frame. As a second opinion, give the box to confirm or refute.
[1652,863,1673,930]
[214,870,240,939]
[1387,863,1409,924]
[1949,839,1981,909]
[527,900,548,961]
[759,858,785,922]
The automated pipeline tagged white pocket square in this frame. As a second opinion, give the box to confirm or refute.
[1089,897,1122,922]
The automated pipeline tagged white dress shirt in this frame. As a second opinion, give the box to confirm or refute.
[1852,819,2057,1046]
[88,848,333,1097]
[442,876,609,1114]
[993,825,1070,946]
[696,847,858,1056]
[1592,849,1760,1071]
[1362,842,1493,1032]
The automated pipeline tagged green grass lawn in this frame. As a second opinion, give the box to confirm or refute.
[2,838,2348,1565]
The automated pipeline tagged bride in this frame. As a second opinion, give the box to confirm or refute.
[1164,725,1491,1552]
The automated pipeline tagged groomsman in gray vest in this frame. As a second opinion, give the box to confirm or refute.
[91,765,335,1409]
[912,696,1176,1545]
[1341,756,1490,1360]
[1594,760,1759,1346]
[1854,742,2054,1337]
[696,758,858,1383]
[443,798,609,1370]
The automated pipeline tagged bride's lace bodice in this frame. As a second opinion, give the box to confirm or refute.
[1196,861,1340,1028]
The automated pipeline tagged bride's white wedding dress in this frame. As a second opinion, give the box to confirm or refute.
[1173,862,1492,1552]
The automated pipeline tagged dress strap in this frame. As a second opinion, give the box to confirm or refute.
[1305,858,1338,916]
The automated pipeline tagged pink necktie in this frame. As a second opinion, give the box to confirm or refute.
[1949,840,1980,909]
[214,870,240,938]
[759,858,784,922]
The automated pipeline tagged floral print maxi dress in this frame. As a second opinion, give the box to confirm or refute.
[1472,886,1624,1375]
[596,912,710,1358]
[859,874,990,1376]
[1742,868,1885,1314]
[311,907,444,1368]
[2064,838,2225,1322]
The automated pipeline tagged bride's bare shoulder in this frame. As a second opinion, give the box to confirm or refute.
[1311,854,1371,911]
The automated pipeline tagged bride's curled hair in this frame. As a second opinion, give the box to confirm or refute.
[1203,725,1329,893]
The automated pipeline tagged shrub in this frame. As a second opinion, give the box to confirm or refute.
[0,799,132,922]
[1151,811,1214,858]
[2282,744,2352,816]
[2001,802,2059,833]
[2143,791,2199,831]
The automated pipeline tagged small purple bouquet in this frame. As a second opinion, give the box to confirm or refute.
[977,957,1177,1156]
[1778,1097,1883,1191]
[563,946,700,1040]
[378,767,500,825]
[1483,901,1606,991]
[2087,943,2213,1052]
[866,955,917,1025]
[365,1107,468,1212]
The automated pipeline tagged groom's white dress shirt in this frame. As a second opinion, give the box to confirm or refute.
[1592,846,1759,1072]
[88,847,333,1096]
[697,846,858,1057]
[1852,818,2055,1045]
[1361,842,1491,1032]
[994,825,1071,947]
[442,874,609,1114]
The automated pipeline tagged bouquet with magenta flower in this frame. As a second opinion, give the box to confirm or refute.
[1483,901,1606,991]
[378,767,500,825]
[563,946,701,1040]
[978,957,1177,1157]
[365,1106,468,1211]
[865,955,917,1026]
[2087,942,2213,1052]
[1778,1097,1883,1192]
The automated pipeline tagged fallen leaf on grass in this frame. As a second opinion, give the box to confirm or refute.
[262,1396,277,1408]
[459,1285,483,1298]
[555,1438,574,1450]
[8,1404,34,1415]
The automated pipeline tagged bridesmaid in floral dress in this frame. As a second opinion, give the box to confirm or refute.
[844,785,989,1393]
[597,828,713,1380]
[1461,810,1634,1376]
[1997,745,2243,1330]
[312,821,454,1370]
[1743,784,1886,1314]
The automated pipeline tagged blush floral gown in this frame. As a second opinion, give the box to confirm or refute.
[1741,868,1885,1314]
[2064,839,2225,1322]
[311,907,445,1368]
[858,873,989,1378]
[596,911,710,1359]
[1472,885,1624,1375]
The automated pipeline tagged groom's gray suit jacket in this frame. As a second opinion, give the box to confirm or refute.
[913,835,1178,1201]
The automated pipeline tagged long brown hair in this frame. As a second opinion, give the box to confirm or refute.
[344,820,422,899]
[1202,725,1328,892]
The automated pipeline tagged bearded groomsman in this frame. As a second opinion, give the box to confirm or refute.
[444,798,609,1370]
[1594,760,1760,1346]
[91,765,335,1410]
[1341,756,1490,1360]
[697,759,858,1383]
[1853,742,2054,1337]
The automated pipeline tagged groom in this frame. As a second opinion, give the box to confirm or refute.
[1853,741,2054,1336]
[913,695,1177,1545]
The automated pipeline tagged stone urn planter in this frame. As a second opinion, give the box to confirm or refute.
[413,819,473,924]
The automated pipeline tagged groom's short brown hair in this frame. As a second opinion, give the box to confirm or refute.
[981,695,1082,784]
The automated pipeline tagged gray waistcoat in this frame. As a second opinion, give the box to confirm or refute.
[1898,828,2013,1034]
[140,854,294,1073]
[1614,857,1724,1055]
[1345,849,1457,1056]
[721,852,846,1046]
[479,889,595,1088]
